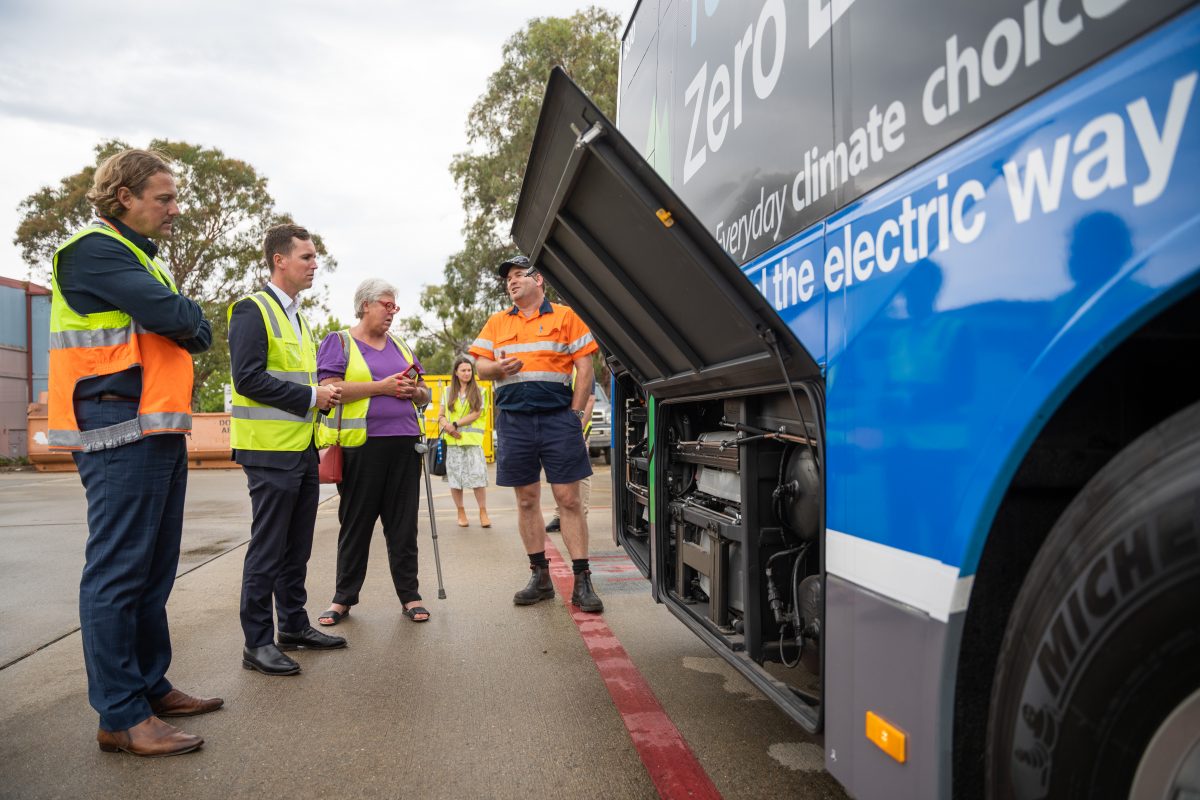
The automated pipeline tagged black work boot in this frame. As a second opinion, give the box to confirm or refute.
[571,570,604,613]
[513,564,554,605]
[545,516,561,532]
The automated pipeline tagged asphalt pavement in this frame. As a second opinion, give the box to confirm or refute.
[0,462,846,800]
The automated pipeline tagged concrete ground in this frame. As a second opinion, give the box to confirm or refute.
[0,462,847,800]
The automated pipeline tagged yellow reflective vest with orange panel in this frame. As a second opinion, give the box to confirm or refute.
[47,222,194,452]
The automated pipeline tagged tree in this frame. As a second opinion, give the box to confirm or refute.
[14,139,336,411]
[400,7,621,373]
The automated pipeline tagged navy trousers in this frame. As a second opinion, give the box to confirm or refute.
[73,398,187,732]
[239,450,318,647]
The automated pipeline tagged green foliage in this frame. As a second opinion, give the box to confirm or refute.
[13,139,337,410]
[403,6,621,370]
[311,315,349,343]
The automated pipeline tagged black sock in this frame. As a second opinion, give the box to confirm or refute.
[572,558,590,574]
[528,551,549,568]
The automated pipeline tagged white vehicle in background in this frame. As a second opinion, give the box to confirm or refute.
[588,384,611,463]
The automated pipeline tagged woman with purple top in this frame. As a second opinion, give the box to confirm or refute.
[314,278,433,625]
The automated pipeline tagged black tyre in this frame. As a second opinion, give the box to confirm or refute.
[987,402,1200,799]
[602,447,611,465]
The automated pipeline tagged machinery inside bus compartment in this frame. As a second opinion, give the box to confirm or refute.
[613,374,825,718]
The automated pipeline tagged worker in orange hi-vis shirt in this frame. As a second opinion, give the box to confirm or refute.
[469,255,603,613]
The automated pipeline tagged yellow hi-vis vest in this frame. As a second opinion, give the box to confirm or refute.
[316,330,417,448]
[47,222,194,451]
[442,387,486,448]
[227,291,318,452]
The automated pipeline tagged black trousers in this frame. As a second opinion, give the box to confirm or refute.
[240,449,319,647]
[333,435,422,606]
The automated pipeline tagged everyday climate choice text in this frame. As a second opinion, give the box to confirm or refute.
[747,65,1196,311]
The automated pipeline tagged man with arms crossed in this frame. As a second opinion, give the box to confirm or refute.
[228,224,346,675]
[49,148,218,756]
[470,255,603,612]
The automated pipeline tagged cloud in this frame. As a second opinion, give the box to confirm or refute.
[0,0,627,328]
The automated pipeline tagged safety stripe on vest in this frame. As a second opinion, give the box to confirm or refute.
[567,332,594,353]
[456,425,485,434]
[496,340,571,355]
[495,370,572,387]
[141,411,192,431]
[47,411,191,452]
[268,369,317,384]
[231,406,317,423]
[49,320,163,350]
[338,417,367,430]
[248,293,283,338]
[49,328,131,349]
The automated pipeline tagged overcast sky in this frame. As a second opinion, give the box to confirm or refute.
[0,0,628,324]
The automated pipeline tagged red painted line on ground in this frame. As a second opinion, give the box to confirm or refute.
[544,537,723,800]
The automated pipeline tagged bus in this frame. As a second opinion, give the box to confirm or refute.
[509,1,1200,797]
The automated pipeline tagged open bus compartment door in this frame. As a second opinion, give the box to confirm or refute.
[512,68,820,401]
[511,68,827,730]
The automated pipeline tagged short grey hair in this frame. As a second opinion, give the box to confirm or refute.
[353,278,398,318]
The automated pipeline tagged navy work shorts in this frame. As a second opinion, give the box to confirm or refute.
[495,407,593,487]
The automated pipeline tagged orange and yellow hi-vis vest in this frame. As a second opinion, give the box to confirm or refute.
[47,221,194,451]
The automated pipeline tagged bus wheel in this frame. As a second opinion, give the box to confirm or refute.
[986,401,1200,800]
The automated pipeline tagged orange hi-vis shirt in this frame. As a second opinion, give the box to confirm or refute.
[469,298,598,412]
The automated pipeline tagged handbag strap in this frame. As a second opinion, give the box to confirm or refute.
[332,330,352,443]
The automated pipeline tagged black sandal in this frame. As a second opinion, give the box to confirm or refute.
[402,606,430,623]
[318,608,349,626]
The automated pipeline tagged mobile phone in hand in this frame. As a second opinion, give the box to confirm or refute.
[402,365,420,380]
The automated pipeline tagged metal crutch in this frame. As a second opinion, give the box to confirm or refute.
[414,437,447,599]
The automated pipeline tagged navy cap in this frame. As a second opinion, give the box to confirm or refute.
[497,254,533,280]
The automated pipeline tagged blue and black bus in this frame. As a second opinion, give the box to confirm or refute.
[511,1,1200,797]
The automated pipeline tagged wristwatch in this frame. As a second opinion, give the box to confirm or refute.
[572,409,585,420]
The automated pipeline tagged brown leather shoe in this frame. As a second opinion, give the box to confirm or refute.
[97,716,203,757]
[149,688,224,717]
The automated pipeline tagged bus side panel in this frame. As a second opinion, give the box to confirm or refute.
[826,9,1200,574]
[825,576,964,798]
[820,12,1200,797]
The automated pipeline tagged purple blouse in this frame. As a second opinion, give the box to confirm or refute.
[317,332,424,437]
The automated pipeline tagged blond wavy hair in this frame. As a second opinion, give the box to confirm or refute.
[86,149,173,219]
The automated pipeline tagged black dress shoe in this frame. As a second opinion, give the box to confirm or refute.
[242,643,300,675]
[277,625,347,651]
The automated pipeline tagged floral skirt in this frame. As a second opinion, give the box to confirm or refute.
[445,443,487,489]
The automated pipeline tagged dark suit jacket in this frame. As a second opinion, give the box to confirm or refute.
[228,286,317,469]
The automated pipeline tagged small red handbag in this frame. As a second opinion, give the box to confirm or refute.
[318,441,343,484]
[318,405,344,484]
[318,331,349,485]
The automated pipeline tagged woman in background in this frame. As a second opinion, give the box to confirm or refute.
[438,355,490,528]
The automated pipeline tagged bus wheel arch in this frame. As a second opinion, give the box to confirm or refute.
[985,398,1200,798]
[952,287,1200,797]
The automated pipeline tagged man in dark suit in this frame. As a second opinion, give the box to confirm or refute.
[228,223,346,675]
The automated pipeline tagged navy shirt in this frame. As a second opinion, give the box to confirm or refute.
[56,216,211,400]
